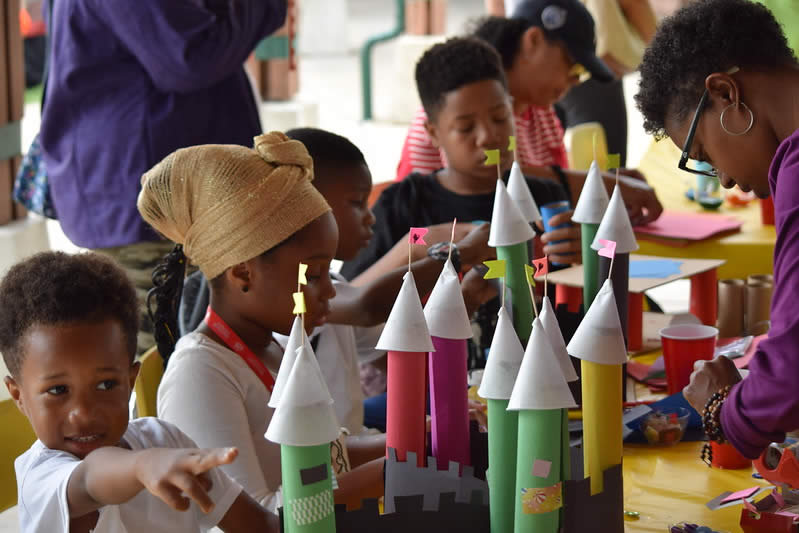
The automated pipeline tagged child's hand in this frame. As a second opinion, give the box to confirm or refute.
[609,172,663,226]
[135,447,238,513]
[539,211,582,265]
[455,223,494,268]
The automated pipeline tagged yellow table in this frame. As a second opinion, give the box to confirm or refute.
[636,140,776,279]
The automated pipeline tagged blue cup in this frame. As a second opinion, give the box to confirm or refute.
[539,200,573,266]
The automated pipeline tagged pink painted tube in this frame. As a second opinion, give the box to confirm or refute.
[386,350,427,466]
[429,336,470,470]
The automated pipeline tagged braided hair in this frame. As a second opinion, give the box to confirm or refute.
[146,244,187,364]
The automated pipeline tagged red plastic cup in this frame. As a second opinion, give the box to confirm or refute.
[659,324,718,395]
[761,196,775,226]
[711,441,751,469]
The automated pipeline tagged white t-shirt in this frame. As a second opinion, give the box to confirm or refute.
[157,332,282,512]
[274,274,384,435]
[14,418,241,533]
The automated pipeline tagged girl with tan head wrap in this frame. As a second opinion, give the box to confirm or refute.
[137,132,343,511]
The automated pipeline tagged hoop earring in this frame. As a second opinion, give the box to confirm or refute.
[720,102,754,136]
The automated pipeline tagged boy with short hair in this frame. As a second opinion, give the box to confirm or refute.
[0,251,278,533]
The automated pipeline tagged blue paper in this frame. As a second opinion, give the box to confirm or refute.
[629,259,683,278]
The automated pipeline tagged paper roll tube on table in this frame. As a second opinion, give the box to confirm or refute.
[717,279,745,338]
[497,242,534,342]
[280,445,336,533]
[748,274,773,285]
[745,281,773,336]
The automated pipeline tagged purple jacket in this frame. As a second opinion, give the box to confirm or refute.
[41,0,286,249]
[722,127,799,459]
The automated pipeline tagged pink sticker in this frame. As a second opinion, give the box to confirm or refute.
[720,486,760,505]
[532,459,552,478]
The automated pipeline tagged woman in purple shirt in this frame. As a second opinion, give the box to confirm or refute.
[635,0,799,460]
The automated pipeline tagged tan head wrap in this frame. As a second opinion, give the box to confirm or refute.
[137,131,331,280]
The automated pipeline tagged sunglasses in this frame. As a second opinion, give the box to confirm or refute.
[568,63,591,83]
[677,67,741,178]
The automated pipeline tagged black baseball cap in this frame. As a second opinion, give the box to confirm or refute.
[511,0,614,82]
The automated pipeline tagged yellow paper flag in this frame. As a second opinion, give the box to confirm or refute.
[297,263,308,286]
[292,291,306,314]
[484,149,500,166]
[524,264,537,287]
[483,259,506,279]
[606,153,621,170]
[508,136,517,152]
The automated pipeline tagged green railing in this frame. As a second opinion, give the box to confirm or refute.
[360,0,405,120]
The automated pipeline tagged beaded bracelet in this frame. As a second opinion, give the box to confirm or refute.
[700,385,731,466]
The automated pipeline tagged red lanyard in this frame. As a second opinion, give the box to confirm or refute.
[203,307,275,393]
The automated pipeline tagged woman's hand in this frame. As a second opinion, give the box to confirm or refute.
[683,356,742,414]
[538,210,582,265]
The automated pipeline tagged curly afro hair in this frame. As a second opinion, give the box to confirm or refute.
[416,36,507,121]
[0,252,139,377]
[635,0,795,139]
[285,128,367,186]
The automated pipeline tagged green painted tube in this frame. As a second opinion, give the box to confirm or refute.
[280,444,336,533]
[581,223,600,311]
[497,242,533,343]
[514,409,562,533]
[487,398,519,533]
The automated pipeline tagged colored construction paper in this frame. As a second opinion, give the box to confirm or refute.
[409,227,428,245]
[606,153,620,170]
[478,307,525,401]
[386,350,427,466]
[424,259,473,339]
[297,263,308,286]
[634,211,742,241]
[508,318,577,410]
[532,257,548,276]
[483,259,507,280]
[268,316,304,408]
[508,161,542,223]
[376,272,435,352]
[580,359,623,495]
[429,336,471,469]
[484,149,500,166]
[591,185,639,254]
[486,398,519,533]
[489,180,536,247]
[597,239,617,259]
[498,242,535,343]
[581,222,601,310]
[572,161,609,224]
[280,444,335,532]
[540,298,578,382]
[567,279,628,365]
[515,410,563,531]
[532,459,552,478]
[720,486,760,504]
[629,259,684,278]
[508,136,517,152]
[266,344,340,446]
[525,264,537,287]
[292,291,306,314]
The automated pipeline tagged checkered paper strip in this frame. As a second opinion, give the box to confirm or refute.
[289,491,335,526]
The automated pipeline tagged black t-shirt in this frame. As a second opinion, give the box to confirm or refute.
[341,170,568,279]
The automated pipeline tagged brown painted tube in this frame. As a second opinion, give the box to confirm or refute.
[716,279,745,338]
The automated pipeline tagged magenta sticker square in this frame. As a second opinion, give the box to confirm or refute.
[532,459,552,478]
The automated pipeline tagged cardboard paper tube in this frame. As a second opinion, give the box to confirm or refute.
[746,281,773,336]
[429,336,470,470]
[717,279,745,338]
[747,274,773,285]
[487,399,518,533]
[690,269,718,326]
[628,293,643,351]
[386,350,427,466]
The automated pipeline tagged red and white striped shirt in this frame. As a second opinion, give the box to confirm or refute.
[396,105,568,181]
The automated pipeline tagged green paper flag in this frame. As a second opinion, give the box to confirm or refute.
[508,136,517,152]
[484,149,500,166]
[483,259,507,279]
[524,264,536,287]
[606,153,621,170]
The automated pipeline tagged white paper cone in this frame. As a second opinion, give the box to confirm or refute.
[265,343,340,446]
[268,316,304,408]
[376,272,435,352]
[507,161,542,223]
[488,179,536,247]
[572,160,610,224]
[478,307,525,400]
[508,318,577,410]
[566,279,628,365]
[591,184,639,253]
[540,298,578,382]
[424,259,473,340]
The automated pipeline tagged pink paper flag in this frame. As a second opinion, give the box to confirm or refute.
[532,459,552,478]
[532,258,548,277]
[597,239,617,259]
[720,486,760,505]
[409,227,429,245]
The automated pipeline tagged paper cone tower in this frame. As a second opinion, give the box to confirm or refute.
[269,315,305,408]
[572,160,609,224]
[508,318,577,410]
[567,279,627,365]
[540,298,578,382]
[488,179,536,247]
[507,161,542,223]
[379,272,433,466]
[424,259,473,340]
[591,184,639,254]
[478,307,525,400]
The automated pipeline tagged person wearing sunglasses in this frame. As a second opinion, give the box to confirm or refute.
[636,0,799,461]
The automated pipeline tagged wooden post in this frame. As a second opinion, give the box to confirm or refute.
[1,0,25,225]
